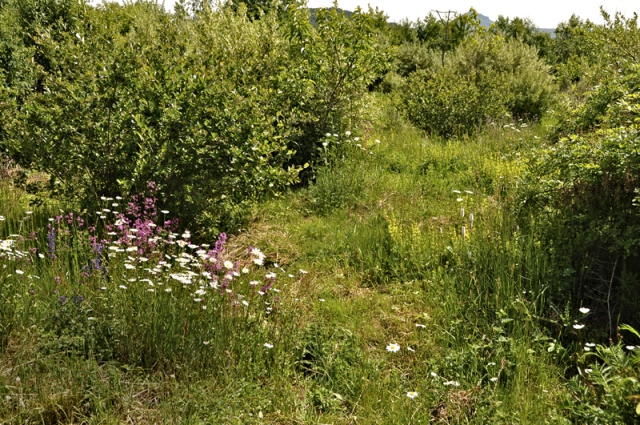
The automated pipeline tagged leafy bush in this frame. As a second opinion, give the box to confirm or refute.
[450,34,557,119]
[0,1,389,236]
[402,67,508,138]
[393,42,439,77]
[521,12,640,331]
[400,33,556,137]
[565,325,640,424]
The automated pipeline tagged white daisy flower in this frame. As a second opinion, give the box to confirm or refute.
[386,343,400,353]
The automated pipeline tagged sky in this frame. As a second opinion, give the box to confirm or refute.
[97,1,639,29]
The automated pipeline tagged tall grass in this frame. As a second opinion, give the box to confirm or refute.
[3,99,628,423]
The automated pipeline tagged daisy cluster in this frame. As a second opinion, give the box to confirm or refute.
[0,183,311,317]
[321,130,381,156]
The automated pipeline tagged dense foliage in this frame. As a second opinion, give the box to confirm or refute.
[2,1,640,422]
[523,12,640,331]
[400,33,556,137]
[0,0,388,235]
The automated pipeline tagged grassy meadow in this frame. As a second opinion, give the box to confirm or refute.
[2,1,640,423]
[0,97,601,423]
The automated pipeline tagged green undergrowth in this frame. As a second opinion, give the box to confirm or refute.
[2,101,634,423]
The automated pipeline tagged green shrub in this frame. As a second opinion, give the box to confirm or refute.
[400,33,556,137]
[0,1,389,236]
[521,13,640,332]
[402,67,508,138]
[565,325,640,424]
[393,42,439,77]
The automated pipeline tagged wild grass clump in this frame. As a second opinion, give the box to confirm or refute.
[0,180,304,421]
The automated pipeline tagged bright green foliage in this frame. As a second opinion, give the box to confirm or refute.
[489,16,554,60]
[526,12,640,253]
[566,325,640,424]
[389,9,483,75]
[523,12,640,331]
[285,4,390,171]
[393,42,439,77]
[401,33,555,137]
[402,67,507,138]
[0,1,388,235]
[450,34,557,119]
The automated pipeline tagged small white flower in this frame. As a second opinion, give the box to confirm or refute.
[430,372,438,377]
[585,368,593,373]
[300,269,308,274]
[406,391,418,399]
[579,307,590,314]
[415,323,426,328]
[249,280,259,286]
[161,210,169,214]
[318,298,325,302]
[456,198,463,202]
[15,270,24,275]
[443,381,460,387]
[119,285,127,290]
[386,343,400,353]
[345,131,351,136]
[264,343,273,349]
[626,345,636,350]
[242,267,249,274]
[573,324,585,330]
[585,342,596,347]
[490,377,498,382]
[38,253,45,259]
[265,272,276,279]
[242,300,249,307]
[203,341,210,345]
[224,260,234,269]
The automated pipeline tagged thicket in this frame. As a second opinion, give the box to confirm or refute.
[0,0,388,236]
[383,11,556,138]
[523,11,640,332]
[400,32,556,137]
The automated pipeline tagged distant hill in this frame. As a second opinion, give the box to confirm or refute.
[477,13,492,28]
